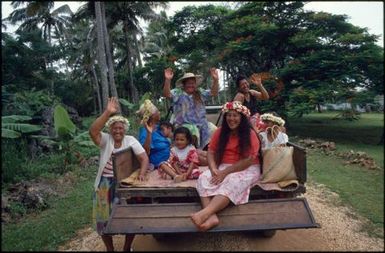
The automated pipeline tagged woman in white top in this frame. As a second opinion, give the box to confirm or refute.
[89,97,149,251]
[258,112,288,151]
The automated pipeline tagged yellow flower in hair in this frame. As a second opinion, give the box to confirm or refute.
[136,99,159,124]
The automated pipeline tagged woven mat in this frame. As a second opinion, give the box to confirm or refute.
[119,166,299,192]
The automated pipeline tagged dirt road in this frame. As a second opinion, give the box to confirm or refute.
[58,181,383,251]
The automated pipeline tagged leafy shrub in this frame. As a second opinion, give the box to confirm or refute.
[1,139,29,184]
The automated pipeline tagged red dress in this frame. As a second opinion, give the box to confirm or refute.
[160,144,200,179]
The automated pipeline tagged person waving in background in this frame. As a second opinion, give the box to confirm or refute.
[163,67,219,150]
[89,97,149,251]
[233,73,269,132]
[191,101,261,232]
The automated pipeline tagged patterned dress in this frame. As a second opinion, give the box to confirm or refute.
[93,149,120,235]
[196,128,261,205]
[160,144,200,179]
[170,87,211,148]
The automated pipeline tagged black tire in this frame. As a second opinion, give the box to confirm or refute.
[261,229,277,238]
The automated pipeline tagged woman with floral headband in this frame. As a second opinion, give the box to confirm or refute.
[258,112,288,151]
[190,101,261,231]
[89,97,149,251]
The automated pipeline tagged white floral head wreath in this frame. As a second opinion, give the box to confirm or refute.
[260,113,285,126]
[221,101,250,118]
[105,115,130,132]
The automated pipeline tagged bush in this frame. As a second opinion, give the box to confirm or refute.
[1,139,29,185]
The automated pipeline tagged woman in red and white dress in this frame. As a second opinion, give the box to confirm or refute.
[191,101,261,231]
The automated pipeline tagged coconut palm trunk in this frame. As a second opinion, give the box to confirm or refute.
[100,2,118,100]
[90,66,102,114]
[95,1,109,110]
[123,21,138,103]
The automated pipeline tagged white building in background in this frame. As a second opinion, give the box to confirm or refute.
[320,95,384,112]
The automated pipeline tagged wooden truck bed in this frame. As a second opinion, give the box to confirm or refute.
[103,142,320,235]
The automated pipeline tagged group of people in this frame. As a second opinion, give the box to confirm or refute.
[88,67,289,250]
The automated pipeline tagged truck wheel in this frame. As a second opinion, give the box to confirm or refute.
[261,230,276,238]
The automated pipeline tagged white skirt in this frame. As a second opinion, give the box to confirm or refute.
[196,163,261,205]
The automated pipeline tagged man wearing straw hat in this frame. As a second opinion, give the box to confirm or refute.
[163,67,219,150]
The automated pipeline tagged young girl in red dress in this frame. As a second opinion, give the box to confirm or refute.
[159,126,200,182]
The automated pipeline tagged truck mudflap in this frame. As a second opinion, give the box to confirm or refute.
[103,197,320,235]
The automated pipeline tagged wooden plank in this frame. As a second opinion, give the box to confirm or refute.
[103,198,319,235]
[116,184,306,200]
[112,148,140,183]
[288,142,307,184]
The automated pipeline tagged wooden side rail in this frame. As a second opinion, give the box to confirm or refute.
[287,141,307,184]
[103,197,320,235]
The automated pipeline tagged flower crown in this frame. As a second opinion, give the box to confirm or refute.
[105,115,130,130]
[221,101,250,118]
[260,113,285,126]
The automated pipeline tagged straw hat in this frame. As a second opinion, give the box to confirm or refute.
[175,73,203,87]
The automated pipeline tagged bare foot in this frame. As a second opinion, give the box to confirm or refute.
[190,211,208,230]
[174,174,183,183]
[199,214,219,231]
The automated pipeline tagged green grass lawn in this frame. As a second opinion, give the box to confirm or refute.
[288,111,384,237]
[307,151,383,237]
[288,112,384,145]
[1,167,95,251]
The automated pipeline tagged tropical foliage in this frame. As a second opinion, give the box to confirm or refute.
[1,1,383,183]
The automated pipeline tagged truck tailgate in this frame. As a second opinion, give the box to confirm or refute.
[103,197,319,235]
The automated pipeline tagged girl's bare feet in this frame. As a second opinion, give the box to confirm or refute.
[190,211,209,230]
[199,214,219,231]
[174,174,183,183]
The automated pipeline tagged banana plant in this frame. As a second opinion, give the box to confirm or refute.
[53,104,94,169]
[1,115,42,138]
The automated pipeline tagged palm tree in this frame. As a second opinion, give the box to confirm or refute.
[6,1,73,95]
[94,2,109,111]
[65,17,103,114]
[104,2,168,103]
[7,1,72,50]
[143,11,173,61]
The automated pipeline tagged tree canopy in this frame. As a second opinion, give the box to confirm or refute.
[2,1,383,119]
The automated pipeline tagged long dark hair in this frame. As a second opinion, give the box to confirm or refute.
[215,112,251,164]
